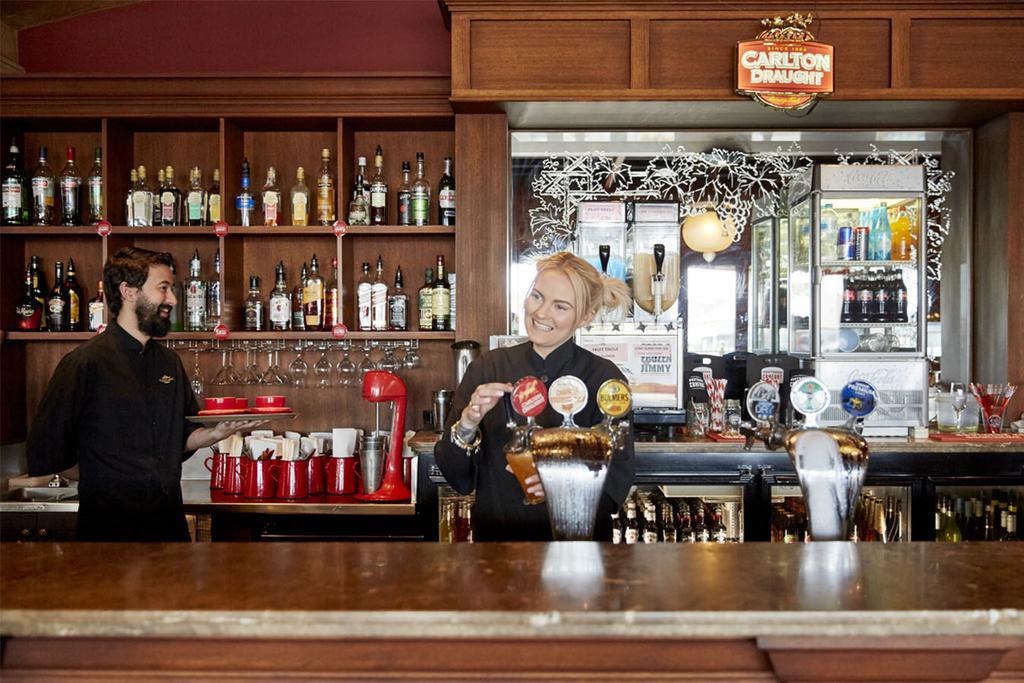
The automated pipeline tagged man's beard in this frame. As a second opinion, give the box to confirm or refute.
[135,295,173,337]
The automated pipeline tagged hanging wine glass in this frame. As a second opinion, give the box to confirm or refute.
[260,342,289,385]
[377,343,401,372]
[188,342,205,398]
[335,341,358,387]
[288,341,309,388]
[212,343,241,386]
[356,341,376,377]
[403,340,420,369]
[240,341,262,385]
[314,343,333,388]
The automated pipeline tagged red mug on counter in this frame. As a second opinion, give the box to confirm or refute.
[205,452,226,490]
[307,455,327,495]
[243,459,276,499]
[220,455,244,495]
[275,460,309,499]
[325,456,360,495]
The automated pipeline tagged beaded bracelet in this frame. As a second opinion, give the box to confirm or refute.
[449,421,481,454]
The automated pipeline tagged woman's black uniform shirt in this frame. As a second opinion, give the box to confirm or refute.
[434,339,635,541]
[27,321,201,541]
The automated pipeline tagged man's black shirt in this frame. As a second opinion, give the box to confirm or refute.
[27,321,201,541]
[434,340,635,541]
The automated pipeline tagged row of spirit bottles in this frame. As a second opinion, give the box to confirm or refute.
[126,165,222,227]
[241,255,340,332]
[345,148,455,227]
[3,143,104,226]
[611,495,738,544]
[15,255,104,332]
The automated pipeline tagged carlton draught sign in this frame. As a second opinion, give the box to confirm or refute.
[737,13,834,111]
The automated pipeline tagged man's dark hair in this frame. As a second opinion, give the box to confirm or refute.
[103,247,176,316]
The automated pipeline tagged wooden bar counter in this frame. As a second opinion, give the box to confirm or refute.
[2,542,1023,681]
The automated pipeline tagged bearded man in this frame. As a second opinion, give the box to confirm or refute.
[27,247,261,541]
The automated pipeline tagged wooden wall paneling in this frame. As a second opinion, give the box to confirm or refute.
[630,18,651,90]
[337,117,353,222]
[454,113,509,343]
[103,118,133,226]
[910,18,1024,89]
[451,14,472,93]
[649,19,760,90]
[890,14,913,89]
[220,118,243,227]
[25,341,80,436]
[236,118,337,227]
[349,124,455,226]
[469,19,632,90]
[221,233,245,330]
[819,18,892,90]
[973,112,1024,423]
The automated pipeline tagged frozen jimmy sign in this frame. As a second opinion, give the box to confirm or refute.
[736,13,834,111]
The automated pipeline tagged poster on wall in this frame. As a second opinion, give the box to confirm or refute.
[579,335,679,408]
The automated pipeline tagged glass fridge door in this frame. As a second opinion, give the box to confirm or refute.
[613,484,745,543]
[933,485,1022,542]
[816,195,926,357]
[787,195,813,355]
[770,484,912,542]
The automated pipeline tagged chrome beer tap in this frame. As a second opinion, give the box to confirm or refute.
[740,381,787,451]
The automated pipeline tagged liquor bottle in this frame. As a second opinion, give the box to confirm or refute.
[303,253,326,330]
[387,266,408,331]
[124,168,138,226]
[711,504,728,543]
[133,165,153,227]
[30,255,48,330]
[65,257,83,331]
[207,168,222,224]
[660,502,678,543]
[357,262,372,331]
[15,268,43,330]
[431,255,450,331]
[411,152,431,226]
[347,188,369,226]
[59,147,82,226]
[161,165,182,226]
[184,250,207,332]
[152,168,165,227]
[243,275,264,331]
[324,257,339,329]
[371,255,388,331]
[88,281,105,332]
[268,261,291,331]
[641,505,658,544]
[47,260,70,331]
[610,511,622,544]
[370,145,388,225]
[262,166,281,227]
[292,263,307,331]
[86,147,103,225]
[693,503,710,543]
[316,148,336,225]
[438,156,455,226]
[185,166,206,226]
[206,249,222,330]
[418,267,434,331]
[396,161,412,226]
[439,501,455,543]
[31,146,56,225]
[291,166,309,226]
[357,156,371,207]
[2,139,28,226]
[677,502,694,542]
[623,503,639,544]
[236,158,254,227]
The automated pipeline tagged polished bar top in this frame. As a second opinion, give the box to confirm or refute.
[2,542,1022,639]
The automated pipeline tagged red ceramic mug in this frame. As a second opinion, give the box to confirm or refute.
[221,455,244,495]
[205,452,225,490]
[276,460,309,499]
[325,456,360,495]
[307,455,327,495]
[243,459,276,499]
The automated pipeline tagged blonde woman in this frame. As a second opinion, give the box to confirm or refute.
[435,252,635,541]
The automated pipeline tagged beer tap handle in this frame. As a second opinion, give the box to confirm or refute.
[503,392,516,430]
[739,422,759,451]
[653,243,665,279]
[599,244,611,276]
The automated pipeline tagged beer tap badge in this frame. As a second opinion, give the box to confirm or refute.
[840,380,879,418]
[511,376,548,419]
[736,13,834,111]
[549,375,589,421]
[597,379,632,418]
[745,381,781,424]
[790,376,830,418]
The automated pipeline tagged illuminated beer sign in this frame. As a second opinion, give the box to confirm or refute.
[736,13,834,111]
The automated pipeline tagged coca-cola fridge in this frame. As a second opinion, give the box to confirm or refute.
[785,164,929,436]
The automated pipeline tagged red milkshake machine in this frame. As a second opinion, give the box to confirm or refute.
[356,370,412,502]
